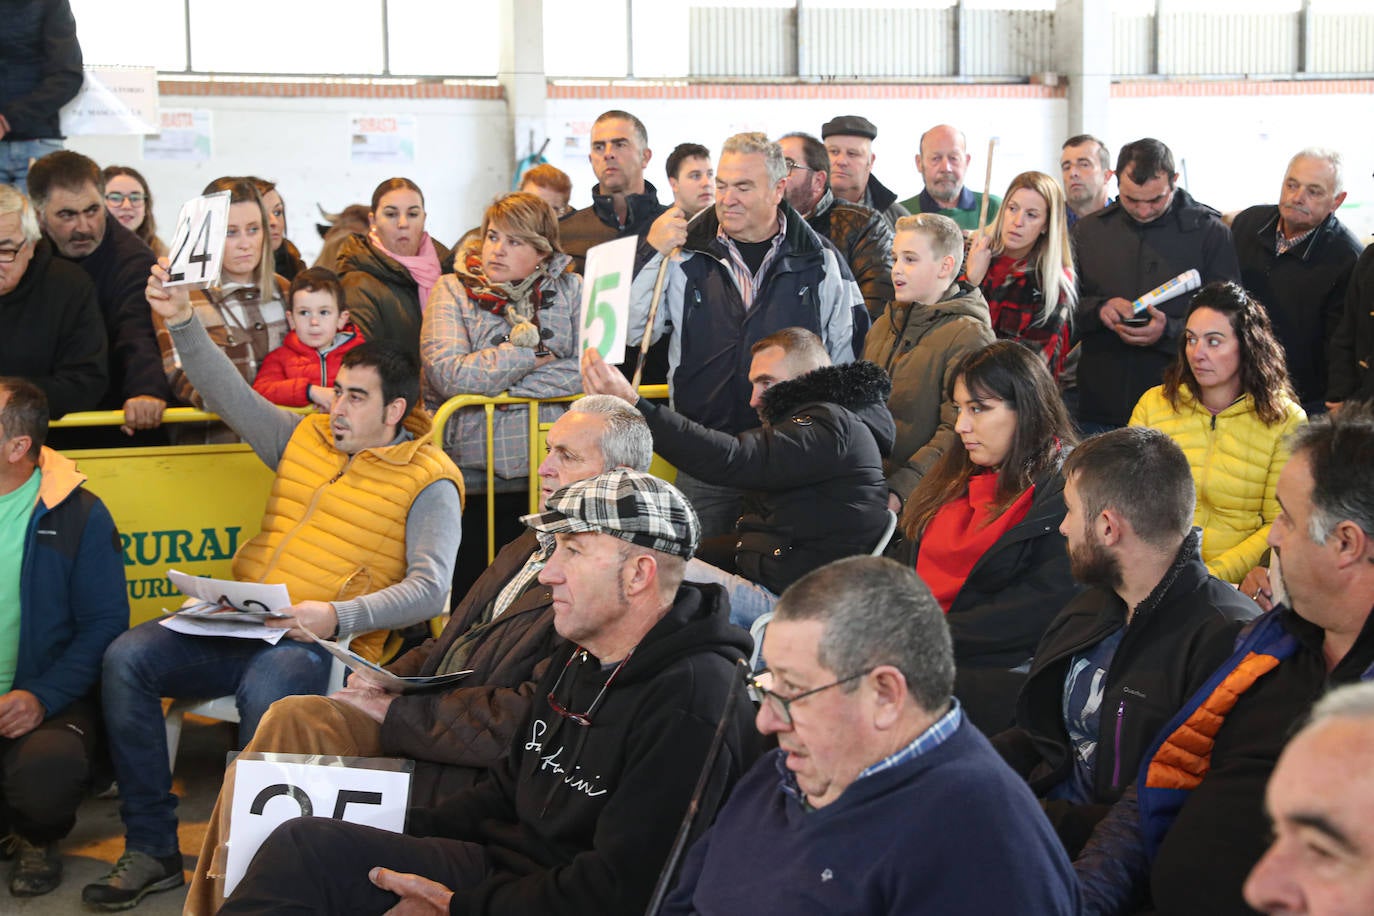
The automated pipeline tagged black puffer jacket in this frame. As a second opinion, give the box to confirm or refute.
[0,0,83,140]
[335,232,452,359]
[639,360,894,594]
[808,189,895,321]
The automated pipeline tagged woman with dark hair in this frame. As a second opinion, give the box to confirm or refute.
[250,177,306,281]
[103,165,167,257]
[336,177,451,358]
[149,176,288,416]
[1130,281,1305,584]
[894,340,1082,731]
[421,191,581,478]
[962,170,1077,380]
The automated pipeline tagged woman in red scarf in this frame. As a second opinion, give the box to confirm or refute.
[963,171,1077,381]
[336,177,450,359]
[893,340,1082,732]
[420,191,581,480]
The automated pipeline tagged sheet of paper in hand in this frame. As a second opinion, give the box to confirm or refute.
[165,569,292,620]
[164,190,231,288]
[307,632,473,694]
[580,235,637,364]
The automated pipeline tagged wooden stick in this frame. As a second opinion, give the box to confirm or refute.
[977,136,999,234]
[631,252,674,388]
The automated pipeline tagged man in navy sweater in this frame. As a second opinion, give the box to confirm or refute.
[663,555,1080,915]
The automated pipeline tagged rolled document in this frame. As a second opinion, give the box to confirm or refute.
[1132,269,1201,314]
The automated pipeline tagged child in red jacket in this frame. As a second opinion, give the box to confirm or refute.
[252,267,364,408]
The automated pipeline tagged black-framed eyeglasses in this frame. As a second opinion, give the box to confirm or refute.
[547,646,634,727]
[748,668,870,726]
[105,191,146,205]
[784,158,813,174]
[0,242,30,264]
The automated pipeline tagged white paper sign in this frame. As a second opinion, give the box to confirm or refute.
[164,192,231,288]
[143,109,213,162]
[58,67,159,136]
[350,113,417,165]
[580,236,637,364]
[166,569,292,614]
[223,754,413,896]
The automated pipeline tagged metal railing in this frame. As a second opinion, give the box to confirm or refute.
[50,387,672,565]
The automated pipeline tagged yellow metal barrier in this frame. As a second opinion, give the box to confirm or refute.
[429,386,673,564]
[49,390,674,617]
[51,409,286,625]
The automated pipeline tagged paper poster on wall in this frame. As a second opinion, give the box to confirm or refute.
[142,109,213,162]
[350,114,417,165]
[59,66,159,136]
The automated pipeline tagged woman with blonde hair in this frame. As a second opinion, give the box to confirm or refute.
[1130,281,1305,584]
[420,190,581,479]
[151,176,286,410]
[963,170,1077,379]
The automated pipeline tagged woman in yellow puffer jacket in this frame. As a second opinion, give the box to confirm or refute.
[1129,282,1305,584]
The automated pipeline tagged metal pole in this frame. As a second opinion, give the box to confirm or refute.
[381,0,392,76]
[626,0,634,77]
[183,0,193,72]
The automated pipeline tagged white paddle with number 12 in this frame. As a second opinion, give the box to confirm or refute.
[164,190,231,288]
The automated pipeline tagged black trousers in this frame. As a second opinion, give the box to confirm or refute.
[220,817,489,915]
[0,697,99,844]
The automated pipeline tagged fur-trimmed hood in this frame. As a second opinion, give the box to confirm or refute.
[760,360,896,456]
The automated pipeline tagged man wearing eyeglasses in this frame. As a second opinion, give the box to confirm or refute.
[780,131,894,322]
[221,469,763,916]
[26,151,168,442]
[0,184,106,419]
[661,556,1080,914]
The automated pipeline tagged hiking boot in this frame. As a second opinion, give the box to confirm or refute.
[81,850,184,910]
[9,838,62,897]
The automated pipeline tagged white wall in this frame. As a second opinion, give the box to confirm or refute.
[69,94,511,266]
[66,83,1374,270]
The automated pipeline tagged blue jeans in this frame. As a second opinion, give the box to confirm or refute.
[0,138,62,194]
[100,619,332,856]
[685,557,777,628]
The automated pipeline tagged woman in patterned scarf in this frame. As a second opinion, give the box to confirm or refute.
[420,191,582,479]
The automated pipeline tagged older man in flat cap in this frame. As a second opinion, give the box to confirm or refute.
[821,115,909,231]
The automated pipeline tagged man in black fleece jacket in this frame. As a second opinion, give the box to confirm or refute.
[221,469,762,916]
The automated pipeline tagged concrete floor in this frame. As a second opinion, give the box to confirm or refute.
[6,714,234,915]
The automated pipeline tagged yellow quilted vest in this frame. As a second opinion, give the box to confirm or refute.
[233,408,463,662]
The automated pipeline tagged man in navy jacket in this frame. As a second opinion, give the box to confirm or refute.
[0,377,128,897]
[663,557,1080,915]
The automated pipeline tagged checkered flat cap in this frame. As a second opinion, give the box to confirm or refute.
[522,468,700,560]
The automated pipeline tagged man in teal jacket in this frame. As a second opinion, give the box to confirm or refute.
[0,377,128,898]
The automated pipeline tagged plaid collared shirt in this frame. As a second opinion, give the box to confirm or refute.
[778,698,963,807]
[716,213,786,312]
[1275,223,1317,256]
[856,698,963,780]
[488,532,556,622]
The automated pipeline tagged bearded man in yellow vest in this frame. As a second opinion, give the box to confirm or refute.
[83,259,463,911]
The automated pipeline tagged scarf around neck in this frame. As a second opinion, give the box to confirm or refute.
[454,251,552,349]
[370,228,442,312]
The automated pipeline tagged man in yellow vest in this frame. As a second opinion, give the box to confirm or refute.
[82,260,463,911]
